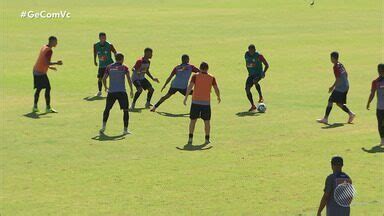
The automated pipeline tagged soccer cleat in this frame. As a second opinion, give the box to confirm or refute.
[96,91,102,97]
[248,105,257,112]
[348,113,356,124]
[150,106,157,112]
[317,118,328,124]
[46,107,58,113]
[204,139,211,144]
[258,97,264,103]
[32,106,39,113]
[123,129,131,135]
[99,128,105,135]
[130,103,136,110]
[145,102,153,109]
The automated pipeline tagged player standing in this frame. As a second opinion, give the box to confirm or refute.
[94,32,117,97]
[366,63,384,146]
[131,48,159,110]
[99,53,134,135]
[244,44,269,111]
[151,54,199,112]
[317,52,355,124]
[32,36,63,113]
[183,62,221,145]
[317,156,352,216]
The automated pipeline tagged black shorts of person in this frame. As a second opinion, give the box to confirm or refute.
[190,103,211,120]
[245,73,263,89]
[97,67,107,78]
[105,92,129,110]
[33,73,51,89]
[133,78,152,90]
[329,90,348,104]
[167,88,193,96]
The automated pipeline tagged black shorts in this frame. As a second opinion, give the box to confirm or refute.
[97,67,106,78]
[133,78,152,90]
[190,103,211,120]
[167,87,192,96]
[329,90,348,104]
[33,74,51,89]
[245,74,262,89]
[105,92,129,110]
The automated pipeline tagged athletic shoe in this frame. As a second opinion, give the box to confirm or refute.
[317,118,328,124]
[258,97,264,103]
[99,127,105,135]
[145,102,153,109]
[96,91,102,97]
[348,113,356,124]
[204,139,211,144]
[123,129,131,135]
[130,102,136,110]
[248,105,257,112]
[46,107,58,113]
[32,106,39,113]
[150,106,157,112]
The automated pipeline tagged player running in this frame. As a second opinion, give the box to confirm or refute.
[131,48,159,110]
[99,53,134,135]
[183,62,221,145]
[317,156,352,216]
[32,36,63,113]
[94,32,117,97]
[317,52,355,124]
[366,63,384,146]
[244,44,269,111]
[151,54,200,112]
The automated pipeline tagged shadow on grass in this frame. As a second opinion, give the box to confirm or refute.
[236,111,261,117]
[176,143,213,151]
[23,112,52,119]
[321,123,345,129]
[83,96,106,101]
[129,107,147,113]
[361,145,384,153]
[91,133,126,141]
[157,111,189,118]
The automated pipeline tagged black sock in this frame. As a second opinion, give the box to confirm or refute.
[325,106,332,118]
[98,81,102,92]
[133,91,142,104]
[341,105,351,114]
[255,84,262,98]
[123,110,129,128]
[34,88,41,106]
[246,91,254,106]
[45,88,51,107]
[103,109,111,123]
[147,90,154,103]
[205,135,210,141]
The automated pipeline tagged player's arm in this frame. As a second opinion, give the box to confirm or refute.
[367,82,377,110]
[212,78,221,103]
[110,44,117,55]
[125,68,134,98]
[317,191,330,216]
[260,55,269,74]
[146,70,160,83]
[102,67,110,92]
[46,50,62,66]
[183,79,195,105]
[329,78,339,93]
[93,44,98,66]
[161,68,176,91]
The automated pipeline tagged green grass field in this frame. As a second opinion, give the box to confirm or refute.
[1,0,383,215]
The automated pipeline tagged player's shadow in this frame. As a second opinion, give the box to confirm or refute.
[23,112,51,119]
[129,108,146,113]
[176,143,213,151]
[83,96,106,101]
[91,133,126,141]
[236,111,260,117]
[321,123,345,129]
[157,111,189,118]
[361,145,384,153]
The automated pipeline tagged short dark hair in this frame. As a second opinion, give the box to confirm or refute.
[182,54,189,62]
[248,44,256,50]
[331,51,339,60]
[115,53,124,61]
[331,156,343,166]
[200,62,209,70]
[144,47,153,53]
[48,36,57,43]
[378,63,384,72]
[99,32,106,37]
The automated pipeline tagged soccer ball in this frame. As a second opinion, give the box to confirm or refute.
[257,103,267,113]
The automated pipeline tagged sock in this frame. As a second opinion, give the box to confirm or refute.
[246,92,254,106]
[133,91,142,104]
[205,135,210,141]
[147,90,154,103]
[341,105,351,114]
[45,88,51,108]
[188,133,193,142]
[34,89,41,107]
[325,106,332,118]
[123,110,129,128]
[98,81,102,92]
[255,84,263,98]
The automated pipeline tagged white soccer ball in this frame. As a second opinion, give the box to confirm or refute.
[257,103,267,113]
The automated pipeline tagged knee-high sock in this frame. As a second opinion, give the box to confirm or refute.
[133,91,142,104]
[325,105,332,118]
[45,87,51,107]
[246,88,254,106]
[34,88,42,106]
[147,90,154,103]
[123,110,129,128]
[340,104,351,114]
[98,80,102,92]
[255,83,262,98]
[103,108,111,123]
